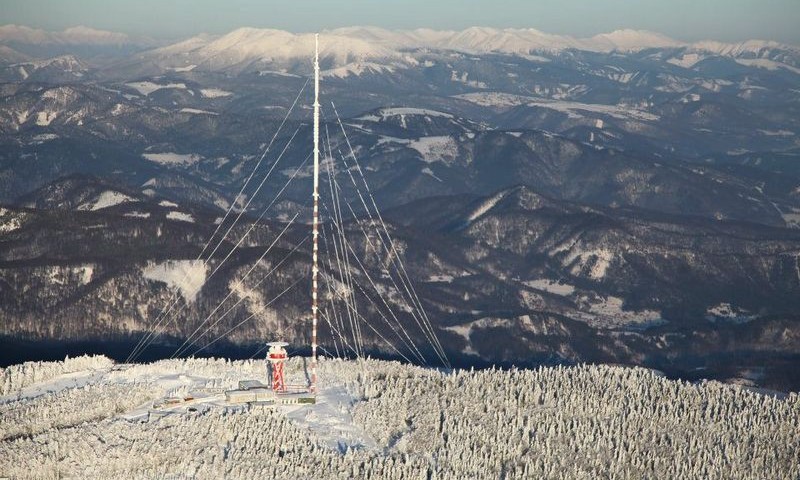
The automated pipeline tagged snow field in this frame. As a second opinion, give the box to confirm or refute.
[166,211,196,223]
[76,190,136,211]
[0,208,26,233]
[142,152,202,166]
[141,260,206,302]
[456,91,659,121]
[407,136,458,164]
[125,81,188,96]
[199,88,233,98]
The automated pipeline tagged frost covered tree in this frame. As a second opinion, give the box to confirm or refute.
[0,356,797,479]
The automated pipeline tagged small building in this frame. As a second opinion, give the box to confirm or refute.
[225,387,274,404]
[225,389,255,404]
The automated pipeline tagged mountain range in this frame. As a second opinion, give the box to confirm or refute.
[0,25,798,391]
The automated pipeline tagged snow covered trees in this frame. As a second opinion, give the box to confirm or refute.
[350,363,800,478]
[0,356,797,479]
[0,354,112,395]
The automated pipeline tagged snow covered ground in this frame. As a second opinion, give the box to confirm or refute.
[0,207,26,233]
[76,190,136,211]
[123,211,151,219]
[0,355,797,479]
[142,152,202,166]
[358,107,454,123]
[141,260,206,302]
[180,107,218,115]
[199,88,233,98]
[524,278,576,296]
[125,81,188,96]
[166,211,196,223]
[465,189,511,224]
[407,136,458,164]
[454,91,659,121]
[322,62,396,78]
[580,294,665,328]
[706,303,757,324]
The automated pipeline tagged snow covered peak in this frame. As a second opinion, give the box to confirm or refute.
[27,24,791,76]
[691,39,800,56]
[328,26,450,47]
[450,26,504,41]
[145,27,403,73]
[443,27,575,53]
[675,39,800,69]
[327,26,797,58]
[318,27,684,55]
[146,34,214,56]
[0,24,151,46]
[588,29,682,51]
[432,28,685,54]
[316,27,714,56]
[201,27,399,63]
[0,24,49,44]
[694,39,780,51]
[327,26,394,40]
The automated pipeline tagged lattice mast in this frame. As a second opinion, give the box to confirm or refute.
[311,33,320,393]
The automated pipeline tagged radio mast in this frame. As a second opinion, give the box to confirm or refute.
[311,33,320,394]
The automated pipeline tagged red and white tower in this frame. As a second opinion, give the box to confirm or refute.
[266,341,289,392]
[310,33,320,394]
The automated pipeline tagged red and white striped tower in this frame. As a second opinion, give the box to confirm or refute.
[267,342,288,392]
[311,33,320,394]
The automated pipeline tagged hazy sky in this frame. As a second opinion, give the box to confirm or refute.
[2,0,798,44]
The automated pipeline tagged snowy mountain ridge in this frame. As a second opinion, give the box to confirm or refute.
[0,24,153,47]
[4,24,798,74]
[122,26,800,76]
[3,23,796,58]
[134,27,408,74]
[184,25,800,58]
[325,26,685,53]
